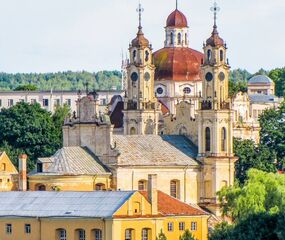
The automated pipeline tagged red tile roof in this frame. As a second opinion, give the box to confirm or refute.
[166,9,188,28]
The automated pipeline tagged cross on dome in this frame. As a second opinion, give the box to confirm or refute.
[136,0,144,29]
[210,1,220,28]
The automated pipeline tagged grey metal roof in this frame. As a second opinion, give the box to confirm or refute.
[113,135,199,166]
[249,94,282,103]
[0,191,134,218]
[248,75,273,84]
[30,147,110,176]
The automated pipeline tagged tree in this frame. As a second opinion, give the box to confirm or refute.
[234,138,276,184]
[259,102,285,170]
[0,102,61,171]
[269,67,285,97]
[179,230,196,240]
[14,84,38,91]
[156,229,167,240]
[209,222,233,240]
[218,169,285,221]
[52,104,71,142]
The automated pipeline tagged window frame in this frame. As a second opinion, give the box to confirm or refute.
[25,223,31,234]
[168,222,174,232]
[179,222,185,231]
[6,223,12,234]
[191,222,198,231]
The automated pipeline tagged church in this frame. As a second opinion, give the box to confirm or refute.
[26,2,242,216]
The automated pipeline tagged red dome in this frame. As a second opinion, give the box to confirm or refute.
[166,9,188,28]
[153,48,203,81]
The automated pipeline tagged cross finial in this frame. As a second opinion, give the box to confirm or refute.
[210,1,220,28]
[136,0,144,29]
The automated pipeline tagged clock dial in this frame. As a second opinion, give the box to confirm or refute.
[131,72,138,82]
[219,72,225,81]
[205,72,213,82]
[144,72,150,81]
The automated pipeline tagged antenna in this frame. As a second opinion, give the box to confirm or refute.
[136,0,144,29]
[210,1,220,27]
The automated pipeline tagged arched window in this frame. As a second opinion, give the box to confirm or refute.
[138,180,147,191]
[142,228,151,240]
[95,183,106,191]
[179,126,187,136]
[185,33,187,44]
[56,229,66,240]
[125,229,134,240]
[37,184,46,191]
[92,229,102,240]
[170,180,180,199]
[130,127,136,135]
[170,32,174,44]
[75,229,86,240]
[221,127,227,152]
[207,49,212,62]
[145,50,149,62]
[205,127,211,152]
[133,50,137,62]
[220,50,224,62]
[178,33,182,44]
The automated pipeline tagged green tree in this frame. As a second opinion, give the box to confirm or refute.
[14,84,38,91]
[179,229,196,240]
[52,104,71,143]
[218,169,285,221]
[0,102,61,171]
[269,67,285,97]
[259,102,285,169]
[156,229,167,240]
[209,222,233,240]
[234,138,276,184]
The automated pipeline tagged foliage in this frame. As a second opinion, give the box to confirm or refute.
[269,67,285,97]
[179,229,196,240]
[52,105,71,143]
[14,84,38,91]
[218,169,285,221]
[0,102,63,171]
[234,138,276,184]
[156,229,167,240]
[210,213,285,240]
[229,69,251,97]
[259,102,285,170]
[0,71,122,91]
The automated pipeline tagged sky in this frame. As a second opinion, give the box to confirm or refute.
[0,0,284,74]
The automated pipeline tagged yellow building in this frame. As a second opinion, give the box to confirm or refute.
[0,175,209,240]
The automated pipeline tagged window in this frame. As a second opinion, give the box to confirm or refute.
[65,99,71,106]
[179,222,185,231]
[221,127,227,152]
[178,33,182,44]
[207,49,212,61]
[0,99,2,107]
[56,229,66,240]
[185,33,187,44]
[37,163,43,173]
[130,127,136,135]
[183,87,191,94]
[19,99,25,103]
[93,229,102,240]
[6,224,12,234]
[25,224,31,234]
[142,228,150,240]
[43,99,49,107]
[156,87,164,95]
[168,222,174,231]
[37,184,46,191]
[76,229,86,240]
[170,32,174,44]
[138,180,147,191]
[1,163,6,171]
[54,99,60,106]
[125,229,134,240]
[31,99,37,104]
[8,99,14,107]
[133,50,137,62]
[170,180,179,199]
[205,127,211,152]
[95,183,106,191]
[191,222,197,231]
[220,50,224,62]
[145,50,149,62]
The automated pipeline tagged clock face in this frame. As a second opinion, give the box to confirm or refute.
[131,72,138,82]
[144,72,150,81]
[219,72,225,81]
[205,72,213,82]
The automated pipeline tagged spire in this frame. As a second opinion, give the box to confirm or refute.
[176,0,178,10]
[210,1,220,33]
[136,0,144,30]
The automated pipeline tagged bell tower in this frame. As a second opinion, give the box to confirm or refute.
[123,2,160,135]
[197,2,238,215]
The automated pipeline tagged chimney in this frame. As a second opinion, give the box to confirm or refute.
[18,154,27,191]
[148,174,158,215]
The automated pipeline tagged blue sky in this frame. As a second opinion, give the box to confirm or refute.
[0,0,284,73]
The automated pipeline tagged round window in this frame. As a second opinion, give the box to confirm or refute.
[131,72,138,82]
[144,72,150,81]
[156,87,164,95]
[205,72,213,82]
[183,87,191,94]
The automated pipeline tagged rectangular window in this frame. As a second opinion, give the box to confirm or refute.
[179,222,185,231]
[6,224,12,234]
[25,224,31,234]
[168,222,174,232]
[94,229,102,240]
[8,99,14,107]
[59,230,66,240]
[43,99,49,107]
[125,229,132,240]
[65,99,71,106]
[31,99,37,104]
[191,222,197,231]
[79,229,85,240]
[142,229,149,240]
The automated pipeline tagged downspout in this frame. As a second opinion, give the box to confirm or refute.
[37,217,42,240]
